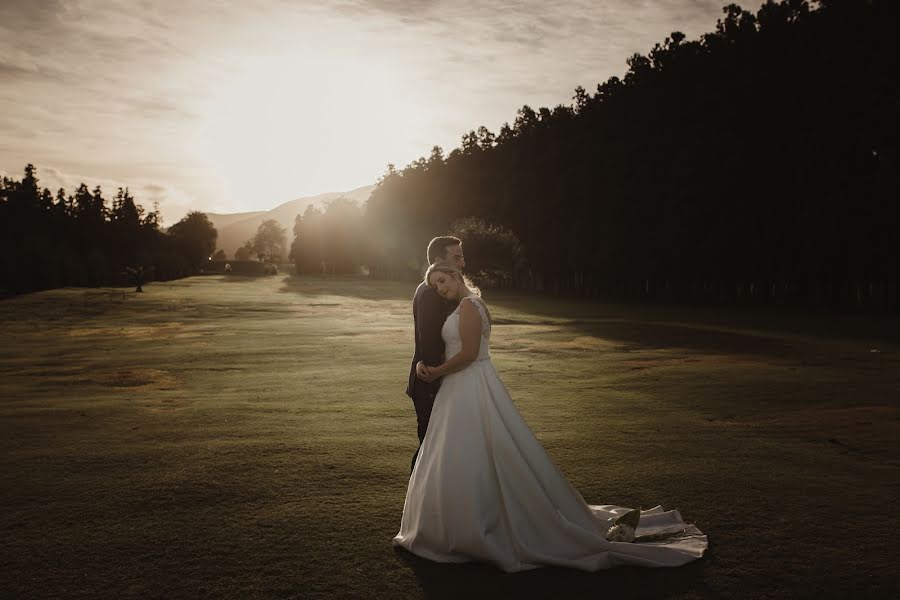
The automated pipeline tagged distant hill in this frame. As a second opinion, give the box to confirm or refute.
[206,184,375,259]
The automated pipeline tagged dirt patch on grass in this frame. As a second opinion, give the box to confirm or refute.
[622,351,764,371]
[327,329,407,344]
[66,323,188,340]
[493,317,569,326]
[560,336,623,351]
[29,367,179,392]
[81,368,179,390]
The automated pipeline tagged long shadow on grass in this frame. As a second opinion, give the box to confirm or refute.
[545,317,802,359]
[487,296,900,364]
[275,274,899,367]
[395,547,707,599]
[488,290,900,346]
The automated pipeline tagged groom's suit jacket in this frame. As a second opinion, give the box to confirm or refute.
[407,281,452,440]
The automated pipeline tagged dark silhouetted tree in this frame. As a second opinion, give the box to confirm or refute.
[167,211,218,270]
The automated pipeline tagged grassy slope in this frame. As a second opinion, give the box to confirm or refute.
[1,275,898,599]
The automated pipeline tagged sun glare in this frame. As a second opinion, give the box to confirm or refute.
[200,54,423,208]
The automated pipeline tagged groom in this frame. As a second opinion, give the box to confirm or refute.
[407,236,465,472]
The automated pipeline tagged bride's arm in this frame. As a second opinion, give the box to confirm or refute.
[426,299,482,378]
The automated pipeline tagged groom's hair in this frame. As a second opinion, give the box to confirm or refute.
[426,236,462,264]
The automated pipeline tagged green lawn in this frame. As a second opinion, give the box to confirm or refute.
[2,274,898,599]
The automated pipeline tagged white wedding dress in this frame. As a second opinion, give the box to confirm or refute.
[393,295,708,572]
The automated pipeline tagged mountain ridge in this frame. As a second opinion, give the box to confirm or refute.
[206,184,375,259]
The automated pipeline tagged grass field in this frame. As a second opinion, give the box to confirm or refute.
[2,274,899,599]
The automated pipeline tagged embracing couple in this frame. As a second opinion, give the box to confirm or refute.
[392,236,708,572]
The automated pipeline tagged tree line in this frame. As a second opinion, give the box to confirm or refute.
[0,164,218,294]
[4,1,897,312]
[331,0,895,310]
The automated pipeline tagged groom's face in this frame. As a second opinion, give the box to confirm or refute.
[444,244,465,270]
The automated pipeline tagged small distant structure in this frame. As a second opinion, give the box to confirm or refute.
[123,265,153,292]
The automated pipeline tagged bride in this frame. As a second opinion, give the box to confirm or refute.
[392,263,708,572]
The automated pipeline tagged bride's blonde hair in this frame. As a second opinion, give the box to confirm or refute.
[424,262,481,297]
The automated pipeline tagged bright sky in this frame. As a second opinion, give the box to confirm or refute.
[0,0,763,225]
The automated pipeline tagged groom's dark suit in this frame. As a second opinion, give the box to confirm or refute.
[407,280,452,469]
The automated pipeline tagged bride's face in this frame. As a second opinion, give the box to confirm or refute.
[429,271,462,300]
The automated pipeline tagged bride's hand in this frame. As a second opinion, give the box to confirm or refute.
[416,361,429,380]
[421,365,441,383]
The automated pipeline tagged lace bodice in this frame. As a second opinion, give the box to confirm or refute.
[442,295,491,362]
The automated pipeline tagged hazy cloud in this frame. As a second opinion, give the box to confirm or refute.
[1,0,763,223]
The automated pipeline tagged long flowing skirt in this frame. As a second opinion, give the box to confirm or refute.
[392,359,708,572]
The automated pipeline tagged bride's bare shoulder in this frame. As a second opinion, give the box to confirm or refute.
[462,295,491,325]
